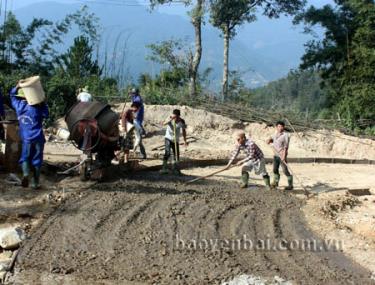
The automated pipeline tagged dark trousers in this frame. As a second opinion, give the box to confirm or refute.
[163,138,179,163]
[139,142,147,158]
[273,155,291,176]
[20,141,45,168]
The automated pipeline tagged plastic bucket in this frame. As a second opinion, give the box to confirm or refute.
[56,128,70,141]
[19,76,45,105]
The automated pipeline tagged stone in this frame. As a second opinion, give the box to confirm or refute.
[0,227,26,249]
[0,271,7,283]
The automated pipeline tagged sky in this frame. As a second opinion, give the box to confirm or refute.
[6,0,334,16]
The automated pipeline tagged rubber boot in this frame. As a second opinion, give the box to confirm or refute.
[140,144,147,159]
[172,163,182,176]
[31,166,41,190]
[263,175,271,190]
[284,176,294,191]
[160,160,169,174]
[21,162,30,188]
[240,172,249,188]
[271,174,280,189]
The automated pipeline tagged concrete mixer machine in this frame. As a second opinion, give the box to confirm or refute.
[65,101,120,181]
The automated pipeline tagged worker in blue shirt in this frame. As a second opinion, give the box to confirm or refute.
[10,83,49,189]
[129,88,145,135]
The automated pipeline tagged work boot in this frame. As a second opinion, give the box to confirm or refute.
[160,160,169,174]
[21,162,30,188]
[263,175,271,190]
[240,172,249,188]
[31,167,41,190]
[140,144,147,159]
[172,163,182,176]
[271,174,280,189]
[284,176,294,191]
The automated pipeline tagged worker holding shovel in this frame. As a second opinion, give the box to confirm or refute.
[267,120,293,190]
[160,109,188,175]
[228,131,271,189]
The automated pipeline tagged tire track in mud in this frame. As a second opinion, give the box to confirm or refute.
[14,173,374,284]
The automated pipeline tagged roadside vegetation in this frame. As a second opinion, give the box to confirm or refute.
[0,0,373,135]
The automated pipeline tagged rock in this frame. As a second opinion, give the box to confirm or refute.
[0,227,26,249]
[0,252,12,272]
[0,262,8,272]
[0,271,7,283]
[0,250,13,262]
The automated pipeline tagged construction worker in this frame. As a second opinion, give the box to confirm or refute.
[160,109,187,175]
[131,102,147,159]
[76,86,92,102]
[227,131,271,189]
[128,88,145,135]
[10,83,49,189]
[266,120,293,190]
[119,109,135,163]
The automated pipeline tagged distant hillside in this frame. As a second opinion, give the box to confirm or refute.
[13,1,312,88]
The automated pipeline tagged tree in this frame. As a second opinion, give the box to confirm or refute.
[209,0,255,99]
[57,36,100,79]
[0,6,100,76]
[210,0,306,100]
[295,0,375,129]
[146,39,191,88]
[149,0,205,97]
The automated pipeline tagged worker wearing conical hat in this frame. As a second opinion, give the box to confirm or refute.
[9,82,49,189]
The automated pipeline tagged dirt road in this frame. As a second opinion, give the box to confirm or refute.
[12,171,372,284]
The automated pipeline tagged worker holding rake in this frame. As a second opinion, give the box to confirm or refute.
[267,120,293,190]
[160,109,188,175]
[228,131,271,189]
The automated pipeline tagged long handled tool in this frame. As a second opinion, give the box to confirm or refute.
[186,164,238,184]
[269,145,312,197]
[173,120,179,162]
[151,137,198,151]
[0,120,18,124]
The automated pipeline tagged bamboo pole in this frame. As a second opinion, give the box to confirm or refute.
[186,164,237,184]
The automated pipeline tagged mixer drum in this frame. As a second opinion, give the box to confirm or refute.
[65,102,119,152]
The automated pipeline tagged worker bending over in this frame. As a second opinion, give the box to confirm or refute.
[227,131,271,189]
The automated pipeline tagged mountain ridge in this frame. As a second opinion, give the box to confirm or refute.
[11,1,313,87]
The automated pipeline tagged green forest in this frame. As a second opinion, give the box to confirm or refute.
[0,0,374,135]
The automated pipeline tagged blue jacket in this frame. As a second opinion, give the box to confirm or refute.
[10,87,49,143]
[131,94,144,125]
